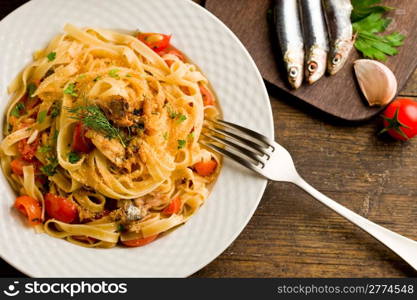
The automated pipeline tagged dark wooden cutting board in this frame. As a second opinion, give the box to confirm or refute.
[205,0,417,121]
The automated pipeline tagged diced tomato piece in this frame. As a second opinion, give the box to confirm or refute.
[194,159,218,176]
[159,48,185,66]
[45,193,78,223]
[14,195,42,226]
[121,234,158,247]
[72,122,93,153]
[199,85,215,106]
[17,137,40,161]
[162,196,181,216]
[10,158,27,176]
[137,33,171,52]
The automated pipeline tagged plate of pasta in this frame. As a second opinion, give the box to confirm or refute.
[0,0,273,277]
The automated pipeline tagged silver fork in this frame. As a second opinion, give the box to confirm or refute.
[201,119,417,271]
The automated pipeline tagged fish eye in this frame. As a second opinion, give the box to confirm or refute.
[308,62,317,72]
[289,67,298,77]
[332,54,341,65]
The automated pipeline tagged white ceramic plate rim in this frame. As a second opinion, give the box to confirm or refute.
[0,0,273,277]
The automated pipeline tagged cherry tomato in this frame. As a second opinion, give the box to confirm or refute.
[199,84,215,106]
[45,193,78,223]
[10,158,28,176]
[72,122,93,153]
[121,234,158,247]
[137,33,171,52]
[194,159,218,176]
[14,195,42,226]
[381,98,417,141]
[17,137,39,161]
[159,48,185,66]
[162,197,181,215]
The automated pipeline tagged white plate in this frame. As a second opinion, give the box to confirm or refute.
[0,0,273,277]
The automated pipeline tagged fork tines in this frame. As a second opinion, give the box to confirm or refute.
[201,119,275,171]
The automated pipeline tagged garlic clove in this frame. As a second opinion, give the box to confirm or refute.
[353,59,397,107]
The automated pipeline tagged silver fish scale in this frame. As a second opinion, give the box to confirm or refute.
[323,0,353,43]
[299,0,329,50]
[274,0,304,52]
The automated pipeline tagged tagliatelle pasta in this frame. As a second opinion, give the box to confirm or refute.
[0,24,220,248]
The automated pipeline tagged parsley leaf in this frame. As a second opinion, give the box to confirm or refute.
[11,102,25,117]
[352,3,406,61]
[27,83,37,98]
[40,163,58,176]
[38,145,52,153]
[47,52,56,61]
[37,110,47,123]
[177,114,187,123]
[351,0,393,22]
[68,151,81,164]
[40,156,58,176]
[117,224,125,232]
[50,101,61,118]
[177,139,186,149]
[109,69,120,78]
[63,83,78,97]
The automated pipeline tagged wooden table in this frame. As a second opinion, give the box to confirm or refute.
[1,0,417,278]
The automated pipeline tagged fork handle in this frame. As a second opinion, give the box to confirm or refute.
[293,176,417,271]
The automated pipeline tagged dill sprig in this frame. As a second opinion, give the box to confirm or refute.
[66,104,125,147]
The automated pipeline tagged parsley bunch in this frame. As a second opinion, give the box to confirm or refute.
[352,0,406,61]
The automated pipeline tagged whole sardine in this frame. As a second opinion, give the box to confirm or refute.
[273,0,304,89]
[322,0,354,75]
[299,0,329,84]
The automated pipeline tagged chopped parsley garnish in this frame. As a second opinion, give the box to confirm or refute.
[40,154,58,176]
[27,83,37,98]
[47,52,56,61]
[66,104,125,147]
[40,162,58,176]
[50,101,61,118]
[37,110,47,123]
[11,102,25,117]
[177,139,186,149]
[177,114,187,123]
[117,224,125,232]
[352,1,406,61]
[52,130,59,142]
[63,83,78,97]
[187,132,194,140]
[167,106,178,119]
[38,145,52,153]
[68,151,81,164]
[108,69,120,78]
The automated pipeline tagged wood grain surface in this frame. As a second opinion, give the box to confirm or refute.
[1,0,417,278]
[205,0,417,121]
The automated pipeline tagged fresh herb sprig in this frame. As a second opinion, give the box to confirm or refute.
[66,104,125,147]
[352,1,406,61]
[351,0,392,22]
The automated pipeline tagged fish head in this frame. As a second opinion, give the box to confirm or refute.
[328,39,354,75]
[305,46,327,84]
[284,49,304,89]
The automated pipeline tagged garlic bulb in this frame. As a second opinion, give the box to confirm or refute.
[353,59,397,107]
